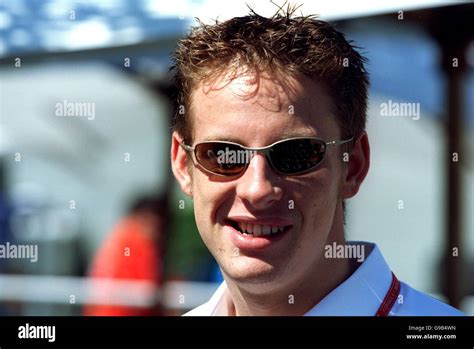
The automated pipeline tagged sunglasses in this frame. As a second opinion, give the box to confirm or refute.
[181,136,354,177]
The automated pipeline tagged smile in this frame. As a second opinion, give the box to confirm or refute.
[226,218,292,237]
[225,219,292,250]
[233,222,286,236]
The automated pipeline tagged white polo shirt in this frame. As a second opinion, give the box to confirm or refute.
[184,242,464,316]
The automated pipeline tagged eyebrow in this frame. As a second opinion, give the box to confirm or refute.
[279,130,320,139]
[201,136,242,143]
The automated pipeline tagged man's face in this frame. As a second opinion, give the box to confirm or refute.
[173,71,352,292]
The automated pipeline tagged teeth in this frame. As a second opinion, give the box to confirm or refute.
[262,225,271,235]
[236,222,286,236]
[253,224,262,236]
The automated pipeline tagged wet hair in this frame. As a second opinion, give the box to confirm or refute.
[171,4,369,144]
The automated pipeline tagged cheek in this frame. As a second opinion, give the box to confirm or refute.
[290,167,341,227]
[192,176,214,229]
[191,173,234,240]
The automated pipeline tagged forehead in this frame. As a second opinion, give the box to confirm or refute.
[189,70,339,145]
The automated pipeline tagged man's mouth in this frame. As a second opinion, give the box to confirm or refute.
[227,220,291,236]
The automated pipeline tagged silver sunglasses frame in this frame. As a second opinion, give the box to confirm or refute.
[181,136,354,177]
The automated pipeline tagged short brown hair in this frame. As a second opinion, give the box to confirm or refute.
[171,6,369,143]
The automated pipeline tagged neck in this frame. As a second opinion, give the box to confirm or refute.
[225,241,357,316]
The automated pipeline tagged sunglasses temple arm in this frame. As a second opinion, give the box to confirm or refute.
[326,136,355,147]
[180,143,194,152]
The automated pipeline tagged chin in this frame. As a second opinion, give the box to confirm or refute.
[222,256,284,285]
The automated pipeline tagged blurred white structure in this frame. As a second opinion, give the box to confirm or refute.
[1,63,170,260]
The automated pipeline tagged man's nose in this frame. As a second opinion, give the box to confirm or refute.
[235,153,283,209]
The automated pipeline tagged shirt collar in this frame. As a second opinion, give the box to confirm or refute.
[305,242,393,316]
[205,242,394,316]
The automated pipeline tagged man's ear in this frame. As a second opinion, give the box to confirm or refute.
[341,132,370,199]
[171,131,193,197]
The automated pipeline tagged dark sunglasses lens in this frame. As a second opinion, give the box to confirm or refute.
[270,138,326,174]
[194,143,250,175]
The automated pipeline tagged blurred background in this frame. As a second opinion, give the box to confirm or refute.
[0,0,472,316]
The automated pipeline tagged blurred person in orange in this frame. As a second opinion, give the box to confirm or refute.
[84,196,169,316]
